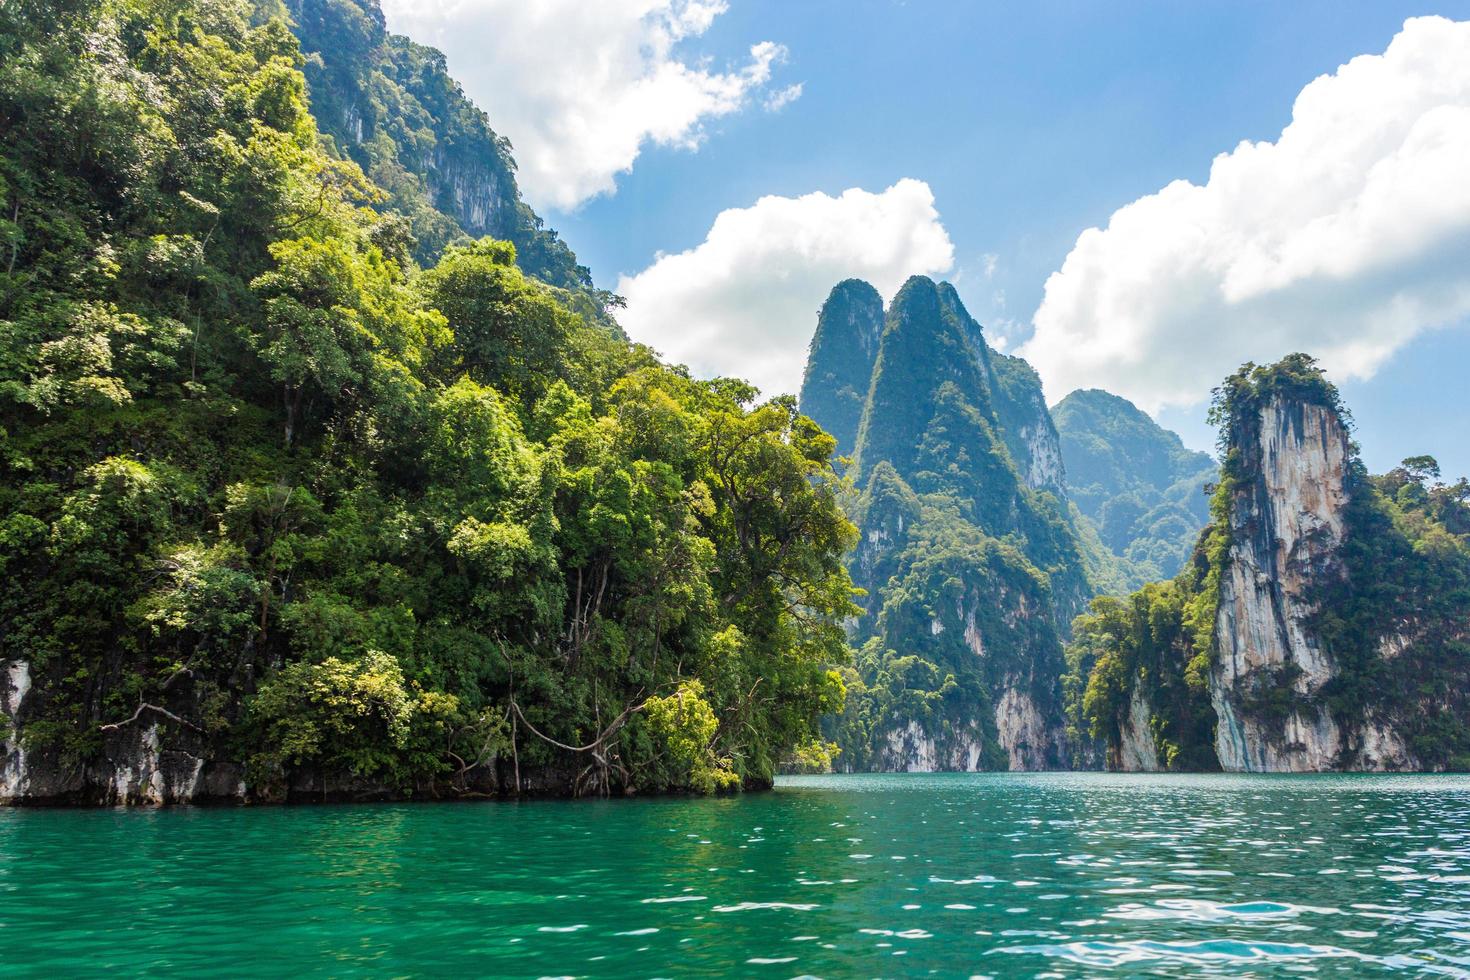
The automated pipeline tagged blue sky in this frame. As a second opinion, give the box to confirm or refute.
[385,1,1470,479]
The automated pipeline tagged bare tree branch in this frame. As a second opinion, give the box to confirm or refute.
[100,703,204,734]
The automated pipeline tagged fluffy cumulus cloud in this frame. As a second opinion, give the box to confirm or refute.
[379,0,796,210]
[1020,16,1470,413]
[616,179,955,398]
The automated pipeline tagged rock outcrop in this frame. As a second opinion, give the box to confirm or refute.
[1,661,252,805]
[1072,355,1469,774]
[1,655,523,803]
[0,661,31,801]
[1210,394,1418,772]
[871,720,987,772]
[1113,683,1162,772]
[281,0,594,292]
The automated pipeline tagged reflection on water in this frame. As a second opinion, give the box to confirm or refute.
[2,772,1469,976]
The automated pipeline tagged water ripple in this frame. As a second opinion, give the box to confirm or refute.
[2,771,1468,977]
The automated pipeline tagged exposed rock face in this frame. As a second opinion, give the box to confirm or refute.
[1,661,31,801]
[1,664,251,805]
[283,0,593,290]
[1113,683,1162,772]
[430,148,512,239]
[866,687,1058,773]
[1013,413,1066,493]
[987,355,1068,496]
[2,658,518,805]
[871,721,987,772]
[993,687,1053,770]
[1210,395,1418,772]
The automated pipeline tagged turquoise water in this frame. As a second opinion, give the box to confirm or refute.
[2,774,1470,977]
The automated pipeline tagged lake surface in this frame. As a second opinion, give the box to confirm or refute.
[3,773,1470,977]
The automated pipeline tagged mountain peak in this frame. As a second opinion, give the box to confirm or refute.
[798,279,886,459]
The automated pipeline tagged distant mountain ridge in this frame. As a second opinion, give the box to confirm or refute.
[1053,388,1215,581]
[800,276,1227,772]
[799,279,884,462]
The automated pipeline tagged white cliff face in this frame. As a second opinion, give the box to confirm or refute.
[1017,419,1067,494]
[423,148,510,238]
[95,723,207,806]
[877,720,986,772]
[962,606,984,660]
[876,704,1049,773]
[994,687,1050,771]
[850,301,883,362]
[1351,722,1416,771]
[1115,683,1161,772]
[1213,698,1342,772]
[1210,396,1417,772]
[1,661,32,802]
[2,662,246,805]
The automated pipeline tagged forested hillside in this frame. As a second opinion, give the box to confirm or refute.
[0,0,855,803]
[268,0,600,294]
[1053,388,1215,582]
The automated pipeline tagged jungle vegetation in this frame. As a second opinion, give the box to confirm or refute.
[0,0,857,796]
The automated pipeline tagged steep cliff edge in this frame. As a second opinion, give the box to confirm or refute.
[0,1,854,805]
[1209,393,1366,771]
[275,0,604,302]
[1,659,252,804]
[1073,355,1470,772]
[799,280,885,461]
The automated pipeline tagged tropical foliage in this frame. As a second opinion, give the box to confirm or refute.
[0,0,856,796]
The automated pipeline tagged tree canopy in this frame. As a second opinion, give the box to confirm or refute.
[0,0,857,797]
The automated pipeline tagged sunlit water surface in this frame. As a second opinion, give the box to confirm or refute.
[3,773,1470,976]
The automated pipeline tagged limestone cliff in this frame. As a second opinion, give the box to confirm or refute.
[0,656,521,804]
[1074,355,1470,774]
[1210,394,1416,771]
[278,0,594,292]
[1,658,250,804]
[0,662,31,801]
[1113,682,1162,772]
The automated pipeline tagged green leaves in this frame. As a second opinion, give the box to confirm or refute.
[417,238,575,401]
[640,680,739,795]
[248,649,415,786]
[0,0,857,800]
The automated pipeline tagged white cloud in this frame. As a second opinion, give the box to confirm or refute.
[616,179,955,398]
[1020,16,1470,414]
[764,83,803,112]
[379,0,795,211]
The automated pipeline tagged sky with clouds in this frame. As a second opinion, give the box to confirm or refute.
[380,0,1470,478]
